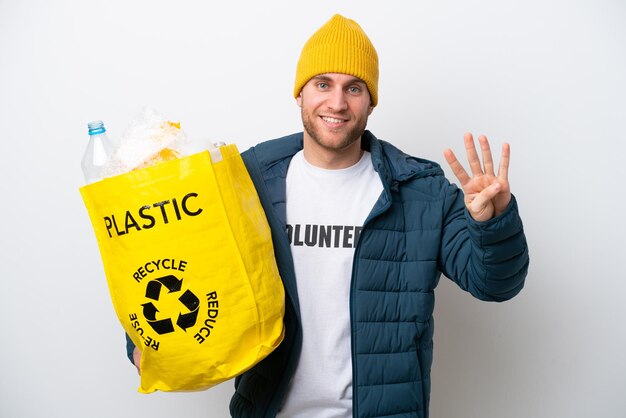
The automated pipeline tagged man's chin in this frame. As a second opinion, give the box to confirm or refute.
[307,134,361,151]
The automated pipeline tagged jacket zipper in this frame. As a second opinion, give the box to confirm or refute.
[350,185,392,417]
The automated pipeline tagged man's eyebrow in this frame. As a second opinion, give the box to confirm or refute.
[312,75,333,82]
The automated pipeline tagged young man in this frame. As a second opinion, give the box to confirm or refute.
[131,14,529,418]
[230,14,528,418]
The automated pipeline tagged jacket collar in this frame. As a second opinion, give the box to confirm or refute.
[363,130,443,185]
[252,130,443,186]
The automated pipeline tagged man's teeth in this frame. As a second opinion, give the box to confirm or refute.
[322,116,345,123]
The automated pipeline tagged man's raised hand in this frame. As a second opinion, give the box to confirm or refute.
[444,133,511,222]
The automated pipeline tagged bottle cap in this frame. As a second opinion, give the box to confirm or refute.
[88,120,106,135]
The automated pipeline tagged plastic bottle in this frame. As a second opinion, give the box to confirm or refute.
[82,120,115,184]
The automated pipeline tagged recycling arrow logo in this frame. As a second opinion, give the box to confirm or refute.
[141,274,200,335]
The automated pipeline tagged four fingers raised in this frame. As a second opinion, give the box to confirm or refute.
[445,133,510,185]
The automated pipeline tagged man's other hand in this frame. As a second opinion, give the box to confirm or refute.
[444,133,512,222]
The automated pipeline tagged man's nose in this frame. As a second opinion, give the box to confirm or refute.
[327,88,348,111]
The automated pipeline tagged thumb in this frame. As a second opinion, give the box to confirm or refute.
[469,182,501,219]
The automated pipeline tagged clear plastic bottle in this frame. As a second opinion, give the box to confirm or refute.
[82,120,115,184]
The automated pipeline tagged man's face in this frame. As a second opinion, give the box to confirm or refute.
[297,73,374,153]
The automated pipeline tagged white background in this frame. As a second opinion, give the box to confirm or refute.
[1,1,624,417]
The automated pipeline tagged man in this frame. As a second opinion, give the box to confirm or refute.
[130,14,529,418]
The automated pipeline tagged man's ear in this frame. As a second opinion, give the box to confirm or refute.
[368,104,374,115]
[296,92,303,108]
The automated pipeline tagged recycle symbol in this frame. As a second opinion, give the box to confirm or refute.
[141,274,200,335]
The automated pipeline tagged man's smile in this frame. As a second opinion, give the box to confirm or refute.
[320,115,349,127]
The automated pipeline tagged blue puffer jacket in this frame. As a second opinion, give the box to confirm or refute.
[230,131,529,418]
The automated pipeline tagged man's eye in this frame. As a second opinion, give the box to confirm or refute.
[348,86,361,94]
[317,82,328,89]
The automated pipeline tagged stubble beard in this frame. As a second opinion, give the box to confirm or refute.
[301,107,367,152]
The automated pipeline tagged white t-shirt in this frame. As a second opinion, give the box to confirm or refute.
[277,150,383,418]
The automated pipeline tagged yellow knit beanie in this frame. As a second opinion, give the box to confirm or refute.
[294,14,379,106]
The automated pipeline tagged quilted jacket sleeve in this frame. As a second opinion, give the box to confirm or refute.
[125,333,135,364]
[438,181,529,302]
